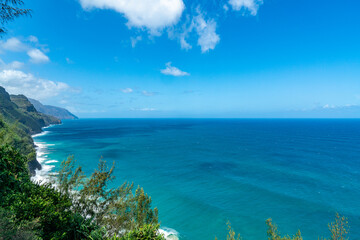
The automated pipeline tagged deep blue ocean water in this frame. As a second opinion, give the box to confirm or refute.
[33,119,360,240]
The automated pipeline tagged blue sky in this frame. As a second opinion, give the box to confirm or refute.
[0,0,359,117]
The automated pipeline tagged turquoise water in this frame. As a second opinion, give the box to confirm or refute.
[33,119,360,240]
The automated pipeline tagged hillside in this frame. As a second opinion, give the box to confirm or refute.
[0,86,61,174]
[29,98,78,120]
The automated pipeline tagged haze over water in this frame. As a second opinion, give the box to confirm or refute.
[33,119,360,240]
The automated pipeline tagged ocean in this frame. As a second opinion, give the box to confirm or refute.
[32,119,360,240]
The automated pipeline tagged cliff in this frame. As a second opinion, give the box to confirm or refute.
[0,86,61,175]
[29,98,78,120]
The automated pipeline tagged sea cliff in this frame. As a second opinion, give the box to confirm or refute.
[0,86,63,175]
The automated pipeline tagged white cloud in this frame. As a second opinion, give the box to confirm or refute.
[28,35,39,43]
[178,10,220,53]
[142,90,157,96]
[161,62,189,76]
[0,59,24,70]
[121,88,133,93]
[130,107,156,111]
[192,13,220,53]
[27,49,50,63]
[0,69,69,99]
[322,104,335,109]
[1,37,27,52]
[7,61,24,69]
[1,37,51,64]
[322,104,357,110]
[79,0,185,32]
[130,36,142,48]
[180,33,192,50]
[228,0,263,15]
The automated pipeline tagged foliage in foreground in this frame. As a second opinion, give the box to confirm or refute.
[0,0,31,34]
[56,156,160,237]
[216,214,349,240]
[0,145,164,240]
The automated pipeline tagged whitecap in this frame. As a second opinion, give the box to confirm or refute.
[32,131,49,138]
[31,136,57,184]
[159,227,179,240]
[45,160,58,164]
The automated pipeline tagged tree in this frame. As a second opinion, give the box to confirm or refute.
[266,219,302,240]
[320,213,349,240]
[215,221,242,240]
[0,0,31,34]
[56,156,160,237]
[118,224,165,240]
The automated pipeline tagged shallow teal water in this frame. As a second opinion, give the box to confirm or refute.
[33,119,360,240]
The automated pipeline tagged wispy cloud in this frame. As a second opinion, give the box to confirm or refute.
[28,35,39,43]
[142,90,158,96]
[131,36,142,48]
[193,12,220,53]
[0,59,24,70]
[228,0,263,16]
[131,107,157,111]
[322,104,358,109]
[1,36,50,64]
[161,62,189,76]
[1,37,27,52]
[27,49,50,63]
[179,9,220,53]
[121,88,133,93]
[76,1,262,52]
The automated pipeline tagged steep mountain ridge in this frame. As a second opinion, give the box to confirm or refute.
[0,86,61,174]
[29,98,78,120]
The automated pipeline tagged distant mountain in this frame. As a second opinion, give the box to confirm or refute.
[29,98,78,120]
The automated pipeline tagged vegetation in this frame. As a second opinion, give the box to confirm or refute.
[215,222,242,240]
[0,1,354,239]
[10,95,61,127]
[216,215,349,240]
[321,213,349,240]
[0,145,165,240]
[0,85,164,239]
[0,0,31,34]
[0,86,61,174]
[56,156,160,237]
[0,115,36,161]
[265,219,302,240]
[0,84,353,240]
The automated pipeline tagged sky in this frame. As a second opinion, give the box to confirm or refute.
[0,0,359,118]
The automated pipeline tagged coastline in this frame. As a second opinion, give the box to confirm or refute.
[31,125,59,183]
[30,122,180,240]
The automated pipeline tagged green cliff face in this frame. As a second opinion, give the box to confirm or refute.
[0,86,61,174]
[9,94,61,134]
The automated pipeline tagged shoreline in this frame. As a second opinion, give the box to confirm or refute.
[31,126,59,183]
[30,122,180,240]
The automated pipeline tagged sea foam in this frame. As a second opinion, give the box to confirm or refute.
[31,139,57,184]
[159,227,179,240]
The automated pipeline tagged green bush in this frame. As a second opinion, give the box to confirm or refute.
[0,145,97,240]
[0,207,41,240]
[118,224,165,240]
[56,156,159,237]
